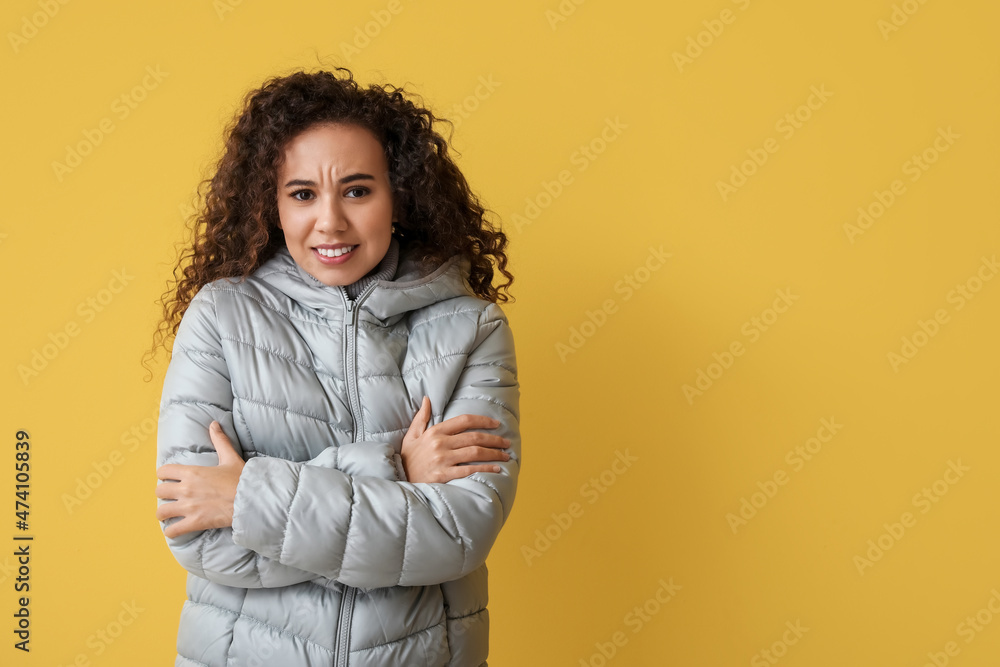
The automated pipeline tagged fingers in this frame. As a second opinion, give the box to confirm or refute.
[162,516,192,540]
[434,413,502,436]
[156,501,228,537]
[406,401,502,438]
[155,464,182,482]
[453,445,511,465]
[154,480,181,500]
[406,396,432,437]
[208,421,239,464]
[437,430,509,453]
[460,431,511,449]
[155,497,183,521]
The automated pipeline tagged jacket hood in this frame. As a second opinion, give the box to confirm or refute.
[251,238,475,322]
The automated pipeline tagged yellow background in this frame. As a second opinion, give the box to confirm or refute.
[2,0,998,664]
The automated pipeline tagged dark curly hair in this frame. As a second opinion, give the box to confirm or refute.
[144,65,513,376]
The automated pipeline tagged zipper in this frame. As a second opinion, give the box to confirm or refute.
[334,585,357,666]
[333,283,377,666]
[341,283,377,440]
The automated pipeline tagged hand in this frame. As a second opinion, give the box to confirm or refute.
[155,421,245,538]
[400,396,511,483]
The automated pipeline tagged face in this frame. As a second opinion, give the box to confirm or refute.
[275,122,394,287]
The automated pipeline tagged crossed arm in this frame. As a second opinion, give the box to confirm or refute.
[156,401,510,539]
[154,288,520,590]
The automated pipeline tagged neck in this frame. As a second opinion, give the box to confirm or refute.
[343,236,400,300]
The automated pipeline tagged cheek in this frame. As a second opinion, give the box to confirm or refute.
[277,207,303,235]
[374,199,395,226]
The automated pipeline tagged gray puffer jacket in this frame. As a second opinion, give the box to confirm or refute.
[156,239,520,666]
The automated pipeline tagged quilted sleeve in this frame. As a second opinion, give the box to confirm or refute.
[230,301,521,589]
[156,286,406,589]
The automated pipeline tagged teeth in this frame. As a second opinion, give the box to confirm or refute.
[317,245,356,258]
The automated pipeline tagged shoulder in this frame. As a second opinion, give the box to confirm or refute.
[196,247,299,304]
[409,296,516,370]
[198,271,296,319]
[402,254,511,328]
[200,276,264,306]
[408,293,509,330]
[174,277,292,354]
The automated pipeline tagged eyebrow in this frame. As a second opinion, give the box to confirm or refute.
[283,173,375,188]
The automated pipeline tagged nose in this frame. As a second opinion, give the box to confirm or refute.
[315,194,348,233]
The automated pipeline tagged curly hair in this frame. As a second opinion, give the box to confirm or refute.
[144,65,513,374]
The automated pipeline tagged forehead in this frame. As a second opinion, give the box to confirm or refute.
[279,123,386,171]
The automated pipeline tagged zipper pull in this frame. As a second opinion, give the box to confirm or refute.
[345,298,355,326]
[340,286,356,326]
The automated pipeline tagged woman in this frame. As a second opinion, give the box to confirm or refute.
[150,66,520,666]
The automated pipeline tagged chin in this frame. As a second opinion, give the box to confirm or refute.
[313,266,363,288]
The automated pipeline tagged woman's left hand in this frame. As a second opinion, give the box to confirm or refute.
[155,421,245,538]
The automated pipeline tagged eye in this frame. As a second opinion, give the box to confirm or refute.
[290,189,314,201]
[345,186,370,198]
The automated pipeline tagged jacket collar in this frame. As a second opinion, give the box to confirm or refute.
[252,239,474,321]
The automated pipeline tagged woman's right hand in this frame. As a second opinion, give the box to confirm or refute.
[400,395,511,483]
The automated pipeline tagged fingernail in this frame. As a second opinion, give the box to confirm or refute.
[493,466,501,472]
[503,438,511,445]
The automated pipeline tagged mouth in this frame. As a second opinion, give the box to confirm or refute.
[313,244,357,264]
